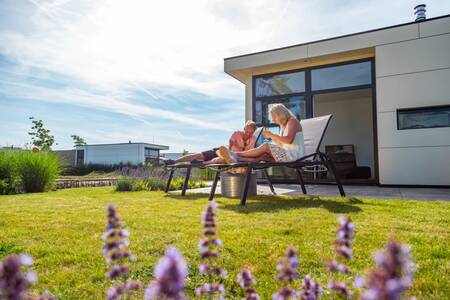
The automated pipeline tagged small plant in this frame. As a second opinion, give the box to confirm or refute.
[115,177,135,192]
[196,201,227,298]
[237,269,260,300]
[327,216,354,298]
[103,205,142,299]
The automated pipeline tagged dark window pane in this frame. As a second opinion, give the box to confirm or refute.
[312,61,371,91]
[255,71,305,97]
[256,96,306,126]
[144,148,159,157]
[398,106,450,130]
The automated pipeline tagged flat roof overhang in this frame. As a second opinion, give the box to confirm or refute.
[224,14,450,82]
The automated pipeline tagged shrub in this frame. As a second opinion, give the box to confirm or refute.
[15,151,61,193]
[115,177,135,192]
[0,151,20,194]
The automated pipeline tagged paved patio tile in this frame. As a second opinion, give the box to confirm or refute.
[186,183,450,201]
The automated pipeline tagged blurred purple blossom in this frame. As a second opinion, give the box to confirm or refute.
[196,201,226,298]
[145,247,187,300]
[299,275,322,300]
[359,240,415,300]
[103,204,142,299]
[328,280,353,298]
[237,269,260,300]
[272,247,300,300]
[327,216,355,299]
[0,254,36,300]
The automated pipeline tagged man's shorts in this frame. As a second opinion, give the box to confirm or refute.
[201,147,220,161]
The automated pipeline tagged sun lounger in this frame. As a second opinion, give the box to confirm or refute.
[205,114,345,205]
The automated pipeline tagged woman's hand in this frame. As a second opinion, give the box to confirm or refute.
[262,130,274,139]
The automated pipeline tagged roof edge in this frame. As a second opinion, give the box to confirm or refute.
[224,14,450,61]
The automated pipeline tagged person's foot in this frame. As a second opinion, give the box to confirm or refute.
[217,146,237,163]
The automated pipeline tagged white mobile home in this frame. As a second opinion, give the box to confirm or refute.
[75,142,169,166]
[224,13,450,186]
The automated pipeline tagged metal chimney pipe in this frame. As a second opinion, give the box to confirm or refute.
[414,4,426,21]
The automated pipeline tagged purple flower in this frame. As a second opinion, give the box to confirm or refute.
[0,254,36,300]
[299,275,322,300]
[359,240,415,300]
[327,260,349,274]
[272,247,301,299]
[328,280,353,299]
[275,247,300,283]
[272,287,299,300]
[196,201,227,298]
[237,269,260,300]
[103,205,142,298]
[145,247,188,300]
[334,216,354,260]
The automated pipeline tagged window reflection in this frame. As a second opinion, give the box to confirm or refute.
[256,96,306,126]
[311,61,371,91]
[398,106,450,130]
[255,71,305,97]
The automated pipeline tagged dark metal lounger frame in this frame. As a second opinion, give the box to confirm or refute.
[165,114,345,205]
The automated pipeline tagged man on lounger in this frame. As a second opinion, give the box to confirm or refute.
[164,121,258,165]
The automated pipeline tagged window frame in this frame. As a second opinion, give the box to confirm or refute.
[252,58,374,128]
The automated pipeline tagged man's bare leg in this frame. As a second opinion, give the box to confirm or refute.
[175,153,204,163]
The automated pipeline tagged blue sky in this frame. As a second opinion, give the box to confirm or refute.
[1,0,449,152]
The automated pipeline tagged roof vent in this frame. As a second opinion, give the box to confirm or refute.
[414,4,426,21]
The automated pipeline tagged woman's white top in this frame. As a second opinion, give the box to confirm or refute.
[281,131,305,161]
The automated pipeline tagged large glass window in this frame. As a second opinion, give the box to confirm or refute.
[255,96,307,125]
[145,148,159,157]
[311,61,371,91]
[255,71,305,97]
[397,105,450,130]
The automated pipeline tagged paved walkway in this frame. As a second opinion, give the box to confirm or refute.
[189,183,450,201]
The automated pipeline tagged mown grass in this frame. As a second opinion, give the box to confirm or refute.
[0,187,449,299]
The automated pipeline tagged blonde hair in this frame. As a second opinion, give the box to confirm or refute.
[244,120,257,130]
[269,104,296,126]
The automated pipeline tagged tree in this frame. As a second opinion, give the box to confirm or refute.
[182,149,189,155]
[71,134,87,147]
[28,117,55,151]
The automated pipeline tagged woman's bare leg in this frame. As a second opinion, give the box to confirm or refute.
[235,143,271,158]
[237,154,275,163]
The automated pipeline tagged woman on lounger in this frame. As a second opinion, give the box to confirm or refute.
[217,104,305,163]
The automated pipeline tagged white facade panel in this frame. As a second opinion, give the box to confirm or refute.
[379,146,450,185]
[377,112,450,148]
[419,17,450,38]
[84,144,142,165]
[309,24,418,58]
[376,33,450,77]
[376,68,450,112]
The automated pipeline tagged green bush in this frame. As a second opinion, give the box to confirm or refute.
[169,177,206,191]
[115,177,135,191]
[115,178,149,192]
[15,151,61,193]
[0,151,20,194]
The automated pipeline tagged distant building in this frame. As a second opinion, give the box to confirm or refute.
[55,142,169,166]
[160,152,186,161]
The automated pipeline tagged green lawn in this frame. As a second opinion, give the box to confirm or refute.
[0,187,449,299]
